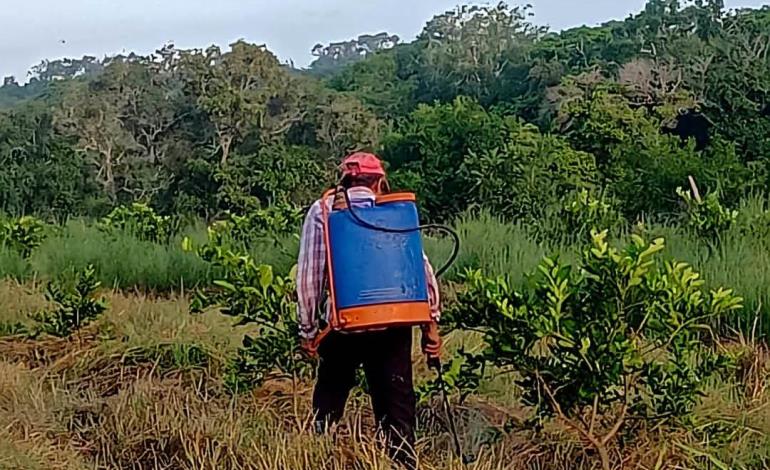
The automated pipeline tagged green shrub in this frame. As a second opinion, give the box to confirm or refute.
[33,264,108,337]
[445,230,742,470]
[677,187,738,241]
[206,204,303,249]
[100,203,174,243]
[0,215,48,258]
[187,224,310,392]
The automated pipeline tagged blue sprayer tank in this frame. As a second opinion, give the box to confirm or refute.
[325,192,432,331]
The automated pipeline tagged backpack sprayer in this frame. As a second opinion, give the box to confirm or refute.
[314,186,470,463]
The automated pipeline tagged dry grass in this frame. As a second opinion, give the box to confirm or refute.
[1,283,769,469]
[0,280,50,330]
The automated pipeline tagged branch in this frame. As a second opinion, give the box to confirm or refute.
[537,373,605,452]
[589,394,599,436]
[600,376,631,446]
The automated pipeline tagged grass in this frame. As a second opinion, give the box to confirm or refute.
[2,210,770,467]
[5,211,769,337]
[643,223,770,337]
[426,211,560,285]
[30,221,214,291]
[1,282,769,469]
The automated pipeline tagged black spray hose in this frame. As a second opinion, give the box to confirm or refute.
[339,187,461,279]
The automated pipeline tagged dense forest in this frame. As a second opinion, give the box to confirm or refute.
[1,0,768,226]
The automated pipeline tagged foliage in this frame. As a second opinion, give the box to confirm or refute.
[561,190,624,239]
[33,264,108,337]
[0,215,48,258]
[99,203,174,243]
[534,189,624,244]
[384,97,520,220]
[677,187,738,241]
[445,230,742,469]
[188,205,302,254]
[417,3,544,108]
[462,120,599,222]
[416,350,486,405]
[186,220,309,391]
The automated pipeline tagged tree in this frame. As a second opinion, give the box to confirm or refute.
[310,32,400,75]
[53,71,140,201]
[328,49,419,119]
[0,104,97,217]
[179,41,304,166]
[446,230,742,470]
[417,3,544,107]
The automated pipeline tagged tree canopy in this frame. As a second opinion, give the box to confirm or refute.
[1,2,769,223]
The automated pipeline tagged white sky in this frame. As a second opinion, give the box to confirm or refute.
[1,0,768,80]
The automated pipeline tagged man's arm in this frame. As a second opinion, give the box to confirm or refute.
[421,253,442,361]
[296,201,325,340]
[423,253,441,321]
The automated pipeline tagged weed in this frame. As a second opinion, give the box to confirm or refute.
[33,265,108,338]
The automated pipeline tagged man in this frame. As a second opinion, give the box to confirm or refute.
[296,152,442,469]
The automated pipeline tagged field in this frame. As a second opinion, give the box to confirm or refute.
[1,214,770,470]
[3,1,770,468]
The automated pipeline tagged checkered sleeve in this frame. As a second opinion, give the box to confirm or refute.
[296,200,326,339]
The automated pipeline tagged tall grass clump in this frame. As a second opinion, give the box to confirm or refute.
[425,211,565,286]
[30,221,213,291]
[648,221,770,338]
[0,247,31,281]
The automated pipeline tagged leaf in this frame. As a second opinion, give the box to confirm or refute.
[259,265,274,289]
[213,280,238,292]
[181,236,194,252]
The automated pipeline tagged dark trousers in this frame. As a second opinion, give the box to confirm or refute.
[313,327,417,469]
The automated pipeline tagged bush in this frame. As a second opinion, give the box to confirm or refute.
[33,264,108,337]
[677,187,738,241]
[100,203,174,243]
[0,215,48,258]
[533,189,625,244]
[462,123,599,223]
[187,222,310,392]
[445,230,742,470]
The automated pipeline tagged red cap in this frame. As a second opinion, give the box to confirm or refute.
[340,152,386,177]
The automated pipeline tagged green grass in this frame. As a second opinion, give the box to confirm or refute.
[0,247,31,281]
[649,223,770,337]
[28,221,213,291]
[3,210,770,338]
[426,211,562,286]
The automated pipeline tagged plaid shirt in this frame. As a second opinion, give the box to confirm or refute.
[296,187,441,339]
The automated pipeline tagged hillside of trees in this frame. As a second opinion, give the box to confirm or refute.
[1,0,769,227]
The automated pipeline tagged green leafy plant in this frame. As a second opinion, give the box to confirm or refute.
[199,204,303,250]
[562,190,623,237]
[677,187,738,241]
[99,203,174,243]
[33,264,108,337]
[186,224,309,392]
[0,215,48,258]
[535,189,625,243]
[416,350,485,405]
[444,230,742,470]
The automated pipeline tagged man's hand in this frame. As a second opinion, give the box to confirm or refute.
[301,338,319,359]
[421,321,442,361]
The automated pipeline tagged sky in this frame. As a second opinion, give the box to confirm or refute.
[1,0,768,80]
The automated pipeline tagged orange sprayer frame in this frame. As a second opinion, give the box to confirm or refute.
[311,190,430,349]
